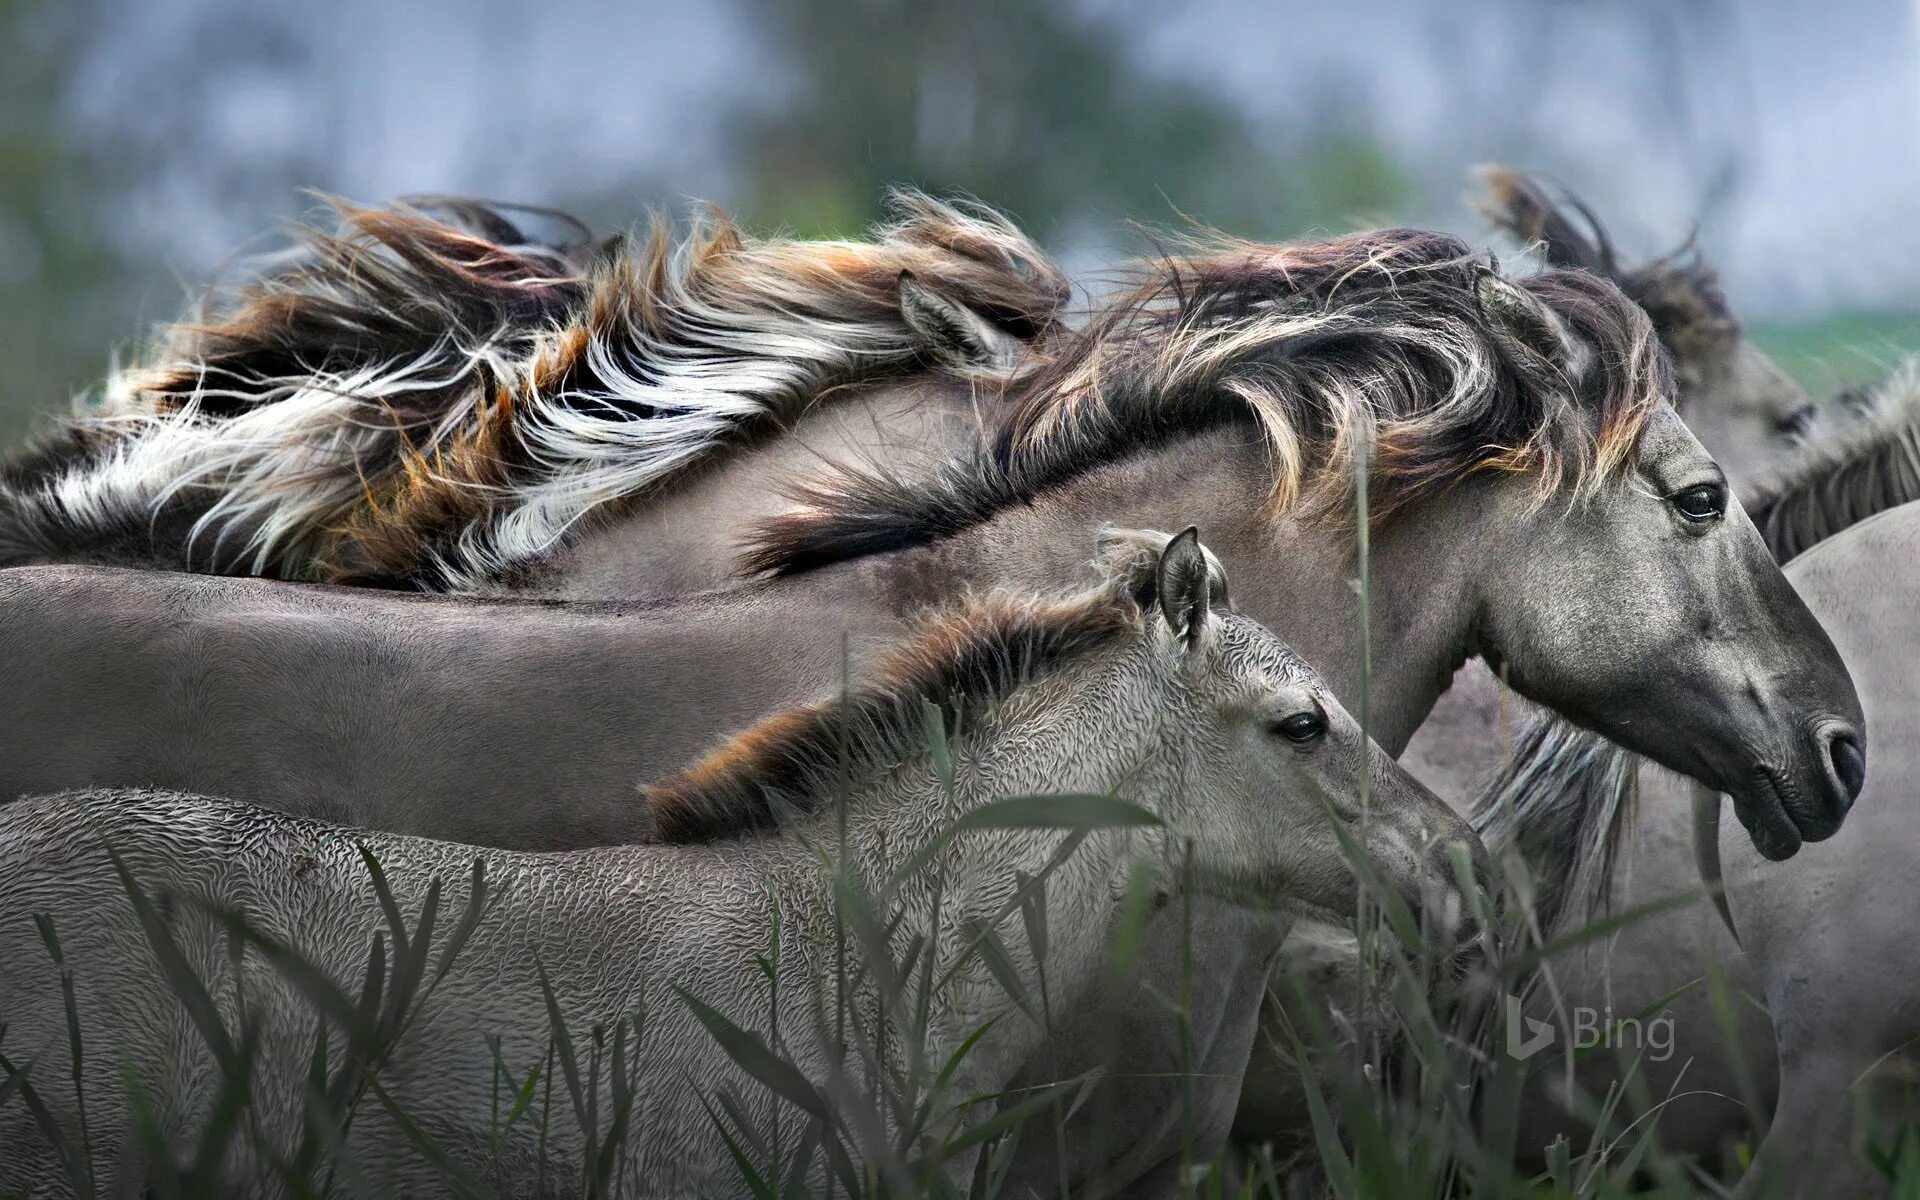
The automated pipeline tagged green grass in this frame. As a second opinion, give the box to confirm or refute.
[11,763,1910,1197]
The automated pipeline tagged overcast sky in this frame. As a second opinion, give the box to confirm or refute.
[66,0,1920,319]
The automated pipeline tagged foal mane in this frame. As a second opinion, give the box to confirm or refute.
[1745,360,1920,562]
[1,191,1068,589]
[745,227,1669,576]
[648,585,1142,843]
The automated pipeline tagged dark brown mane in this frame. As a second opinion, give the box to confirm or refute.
[1476,166,1739,397]
[1746,362,1920,562]
[647,587,1141,843]
[745,226,1669,576]
[2,191,1069,587]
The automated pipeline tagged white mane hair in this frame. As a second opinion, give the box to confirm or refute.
[0,191,1069,590]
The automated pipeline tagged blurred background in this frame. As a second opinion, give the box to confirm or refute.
[5,0,1918,443]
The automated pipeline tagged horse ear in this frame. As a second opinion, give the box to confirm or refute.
[1475,267,1591,385]
[1157,527,1213,653]
[1094,525,1232,617]
[1473,165,1616,276]
[898,271,1024,372]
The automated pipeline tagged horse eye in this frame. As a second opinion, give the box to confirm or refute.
[1776,404,1817,439]
[1271,711,1326,746]
[1670,483,1727,523]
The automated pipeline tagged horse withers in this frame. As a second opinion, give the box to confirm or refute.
[0,530,1484,1196]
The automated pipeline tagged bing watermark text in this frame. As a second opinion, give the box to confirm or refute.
[1504,994,1675,1063]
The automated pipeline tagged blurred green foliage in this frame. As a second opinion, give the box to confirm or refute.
[1749,312,1920,396]
[0,0,140,446]
[726,0,1409,243]
[0,0,1915,451]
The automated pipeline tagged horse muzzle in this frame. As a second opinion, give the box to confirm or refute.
[1729,719,1866,861]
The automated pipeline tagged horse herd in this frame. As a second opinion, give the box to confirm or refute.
[0,169,1914,1196]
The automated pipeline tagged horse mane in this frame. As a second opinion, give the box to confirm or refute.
[1476,166,1741,397]
[647,585,1142,843]
[0,191,1069,588]
[745,227,1669,576]
[0,197,597,575]
[1745,360,1920,562]
[1470,715,1639,934]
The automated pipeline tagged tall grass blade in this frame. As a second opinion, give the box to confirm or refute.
[366,1076,496,1200]
[32,914,93,1194]
[0,1052,90,1197]
[676,986,832,1124]
[962,920,1040,1026]
[533,957,595,1156]
[105,847,240,1074]
[430,859,492,993]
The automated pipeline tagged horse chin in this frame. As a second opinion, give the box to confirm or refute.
[1731,773,1804,862]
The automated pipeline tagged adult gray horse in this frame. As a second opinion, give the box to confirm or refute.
[0,192,1067,589]
[1428,372,1920,1191]
[0,224,1865,863]
[1720,497,1920,1198]
[0,202,1869,1187]
[1363,176,1831,1173]
[1399,166,1822,809]
[0,531,1484,1195]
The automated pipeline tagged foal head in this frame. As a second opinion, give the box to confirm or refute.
[1095,527,1484,929]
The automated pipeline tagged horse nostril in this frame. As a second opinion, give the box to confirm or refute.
[1827,730,1866,806]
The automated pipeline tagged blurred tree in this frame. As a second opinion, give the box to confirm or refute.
[0,3,337,445]
[0,0,135,442]
[727,0,1410,246]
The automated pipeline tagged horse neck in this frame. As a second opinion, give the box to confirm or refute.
[884,428,1483,753]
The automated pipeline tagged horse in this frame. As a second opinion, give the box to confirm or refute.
[1470,166,1820,484]
[1398,166,1824,810]
[1428,371,1920,1190]
[0,529,1482,1197]
[0,222,1865,865]
[0,191,1068,591]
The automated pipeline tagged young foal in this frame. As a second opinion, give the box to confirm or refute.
[0,531,1477,1196]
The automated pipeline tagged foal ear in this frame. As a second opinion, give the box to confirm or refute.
[1475,266,1592,384]
[1157,527,1213,653]
[898,271,1025,372]
[1094,525,1232,613]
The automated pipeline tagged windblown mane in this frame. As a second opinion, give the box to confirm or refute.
[1470,716,1639,933]
[1746,359,1920,561]
[1476,166,1741,398]
[1,191,1068,589]
[647,585,1141,843]
[746,227,1669,575]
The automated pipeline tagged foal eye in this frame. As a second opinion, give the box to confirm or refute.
[1670,483,1727,523]
[1271,712,1326,746]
